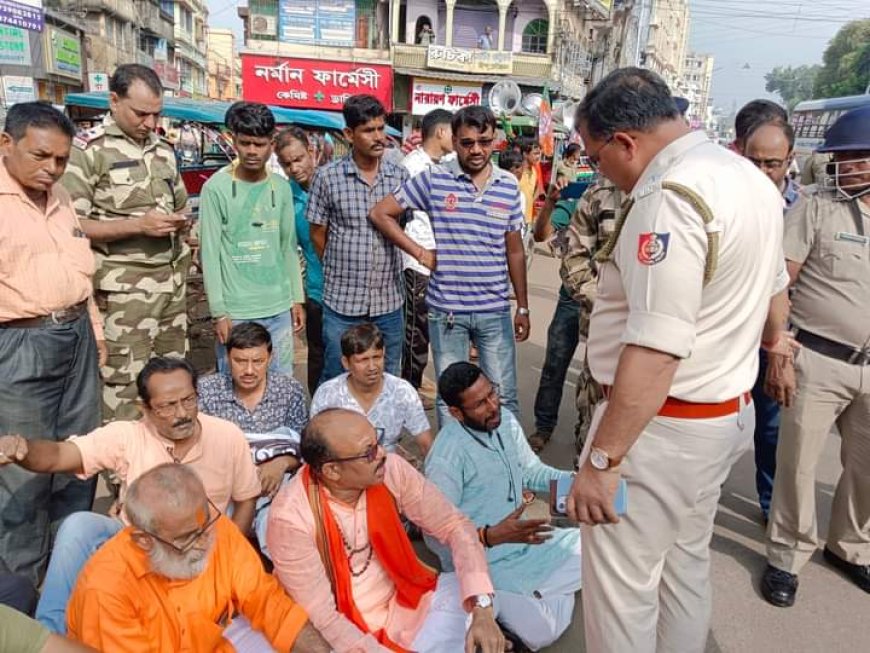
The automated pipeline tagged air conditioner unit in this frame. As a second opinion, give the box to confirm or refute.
[250,14,277,37]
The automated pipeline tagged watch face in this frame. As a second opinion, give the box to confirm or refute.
[590,448,608,470]
[475,594,493,609]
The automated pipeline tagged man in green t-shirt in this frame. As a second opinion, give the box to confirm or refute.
[200,103,305,377]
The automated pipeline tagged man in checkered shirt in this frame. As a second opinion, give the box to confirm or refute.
[306,95,409,383]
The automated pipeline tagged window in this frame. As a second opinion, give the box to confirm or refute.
[522,19,548,54]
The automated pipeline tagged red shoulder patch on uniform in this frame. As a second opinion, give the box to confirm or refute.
[637,232,670,265]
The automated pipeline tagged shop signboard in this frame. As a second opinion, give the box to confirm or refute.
[427,45,512,75]
[45,25,81,80]
[0,25,30,66]
[243,55,393,111]
[2,74,35,105]
[411,78,482,115]
[278,0,354,47]
[88,72,109,92]
[0,0,43,33]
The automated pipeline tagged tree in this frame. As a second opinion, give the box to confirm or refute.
[815,19,870,98]
[764,65,821,110]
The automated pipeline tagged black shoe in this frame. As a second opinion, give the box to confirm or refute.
[761,564,798,607]
[823,547,870,593]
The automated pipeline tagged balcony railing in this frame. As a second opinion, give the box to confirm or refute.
[79,0,136,23]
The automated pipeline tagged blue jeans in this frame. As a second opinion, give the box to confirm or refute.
[321,305,403,383]
[428,308,518,426]
[216,310,295,377]
[533,292,581,433]
[751,349,781,518]
[35,512,123,634]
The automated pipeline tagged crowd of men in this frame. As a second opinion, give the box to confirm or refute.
[0,59,867,652]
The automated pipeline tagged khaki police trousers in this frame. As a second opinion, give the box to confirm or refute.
[581,398,753,653]
[767,346,870,573]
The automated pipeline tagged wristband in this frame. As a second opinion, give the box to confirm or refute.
[482,525,492,548]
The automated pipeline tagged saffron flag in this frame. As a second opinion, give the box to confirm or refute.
[538,85,554,158]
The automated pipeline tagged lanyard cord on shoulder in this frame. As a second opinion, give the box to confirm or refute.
[460,423,517,505]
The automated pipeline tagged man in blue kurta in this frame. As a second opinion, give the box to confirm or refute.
[424,362,582,651]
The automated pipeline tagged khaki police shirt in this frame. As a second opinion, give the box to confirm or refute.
[784,189,870,349]
[587,131,788,402]
[61,115,189,294]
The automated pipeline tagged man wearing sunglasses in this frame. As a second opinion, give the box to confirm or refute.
[67,463,329,652]
[268,408,504,653]
[762,105,870,606]
[370,105,530,428]
[425,362,581,651]
[0,357,261,634]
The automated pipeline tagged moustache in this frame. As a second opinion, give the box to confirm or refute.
[172,418,193,428]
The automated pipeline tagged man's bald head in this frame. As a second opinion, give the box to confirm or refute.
[125,463,207,532]
[301,408,373,473]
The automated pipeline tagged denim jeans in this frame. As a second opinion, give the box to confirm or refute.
[533,291,581,433]
[320,305,403,383]
[35,512,123,634]
[216,310,295,377]
[428,308,518,426]
[751,348,781,518]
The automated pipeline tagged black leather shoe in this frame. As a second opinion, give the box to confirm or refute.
[823,547,870,593]
[761,564,798,607]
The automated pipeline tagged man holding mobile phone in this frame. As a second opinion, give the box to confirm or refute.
[62,64,191,423]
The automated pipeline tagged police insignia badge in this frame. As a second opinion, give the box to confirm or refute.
[637,232,670,265]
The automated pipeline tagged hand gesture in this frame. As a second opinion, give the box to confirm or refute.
[465,606,505,653]
[257,455,297,498]
[489,503,553,546]
[418,249,436,272]
[545,178,570,204]
[764,352,797,408]
[0,435,28,466]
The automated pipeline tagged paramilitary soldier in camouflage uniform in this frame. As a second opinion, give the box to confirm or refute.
[559,179,622,452]
[62,64,190,421]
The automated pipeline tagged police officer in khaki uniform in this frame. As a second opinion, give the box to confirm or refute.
[62,64,190,422]
[762,105,870,606]
[565,68,789,652]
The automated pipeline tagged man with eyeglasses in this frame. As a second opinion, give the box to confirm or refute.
[268,408,504,652]
[424,361,581,651]
[370,105,530,428]
[66,463,330,652]
[761,105,870,606]
[0,356,261,634]
[565,68,789,651]
[737,114,802,525]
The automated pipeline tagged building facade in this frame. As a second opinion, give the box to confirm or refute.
[680,51,714,130]
[207,27,239,100]
[641,0,688,89]
[175,0,208,97]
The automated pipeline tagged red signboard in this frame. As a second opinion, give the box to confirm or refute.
[242,54,393,111]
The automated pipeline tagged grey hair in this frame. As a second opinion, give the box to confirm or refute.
[124,463,206,532]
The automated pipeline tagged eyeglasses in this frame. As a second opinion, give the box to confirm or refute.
[140,498,220,554]
[325,428,386,464]
[746,156,789,170]
[586,136,615,171]
[466,384,501,412]
[150,393,198,417]
[457,137,495,150]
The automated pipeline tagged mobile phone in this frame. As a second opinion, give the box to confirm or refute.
[549,475,627,517]
[560,181,591,200]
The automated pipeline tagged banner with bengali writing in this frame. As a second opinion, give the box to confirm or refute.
[411,79,482,115]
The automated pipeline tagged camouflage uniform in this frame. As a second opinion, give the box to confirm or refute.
[559,180,623,451]
[62,115,190,422]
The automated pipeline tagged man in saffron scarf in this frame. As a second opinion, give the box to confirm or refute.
[268,409,504,652]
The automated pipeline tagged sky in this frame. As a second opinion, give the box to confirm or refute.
[206,0,869,111]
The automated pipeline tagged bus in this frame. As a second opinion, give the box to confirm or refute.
[791,94,870,165]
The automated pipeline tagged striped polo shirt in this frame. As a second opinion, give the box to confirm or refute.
[394,158,523,313]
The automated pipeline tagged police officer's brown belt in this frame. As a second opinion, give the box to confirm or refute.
[795,329,870,366]
[0,300,87,329]
[602,385,752,419]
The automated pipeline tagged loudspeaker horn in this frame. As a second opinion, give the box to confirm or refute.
[488,80,522,116]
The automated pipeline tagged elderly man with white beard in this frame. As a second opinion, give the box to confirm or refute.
[65,464,329,652]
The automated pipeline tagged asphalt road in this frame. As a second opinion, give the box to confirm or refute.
[516,251,868,652]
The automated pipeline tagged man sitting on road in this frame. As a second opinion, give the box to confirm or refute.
[311,323,433,458]
[426,361,582,651]
[267,409,505,653]
[67,463,329,652]
[198,321,308,554]
[0,357,261,634]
